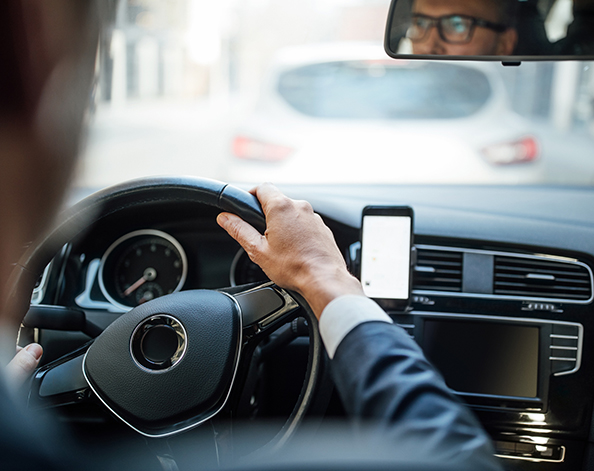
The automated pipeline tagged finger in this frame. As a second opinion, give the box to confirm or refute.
[6,343,43,387]
[253,183,287,215]
[248,182,275,197]
[254,182,281,199]
[217,212,265,257]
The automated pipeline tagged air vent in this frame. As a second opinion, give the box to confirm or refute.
[494,256,592,301]
[414,248,462,292]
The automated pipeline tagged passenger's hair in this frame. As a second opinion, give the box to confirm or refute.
[486,0,518,26]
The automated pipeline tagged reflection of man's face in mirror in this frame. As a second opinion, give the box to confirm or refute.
[409,0,518,55]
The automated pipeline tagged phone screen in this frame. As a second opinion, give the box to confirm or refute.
[360,209,413,301]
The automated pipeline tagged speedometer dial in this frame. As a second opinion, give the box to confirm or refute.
[99,230,188,309]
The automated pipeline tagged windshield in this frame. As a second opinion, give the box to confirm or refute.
[75,0,594,189]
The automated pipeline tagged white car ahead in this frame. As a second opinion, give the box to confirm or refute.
[226,43,542,185]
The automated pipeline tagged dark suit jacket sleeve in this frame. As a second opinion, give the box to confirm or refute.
[330,321,503,471]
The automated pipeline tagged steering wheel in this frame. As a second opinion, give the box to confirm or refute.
[9,177,328,462]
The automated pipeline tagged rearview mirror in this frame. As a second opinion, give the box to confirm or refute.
[384,0,594,61]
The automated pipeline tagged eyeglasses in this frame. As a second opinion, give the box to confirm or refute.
[407,14,507,45]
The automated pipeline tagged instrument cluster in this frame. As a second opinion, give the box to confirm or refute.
[98,230,188,310]
[73,228,269,312]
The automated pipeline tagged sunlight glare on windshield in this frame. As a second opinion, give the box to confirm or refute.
[75,0,594,190]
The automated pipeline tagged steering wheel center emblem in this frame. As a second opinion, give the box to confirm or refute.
[131,315,187,372]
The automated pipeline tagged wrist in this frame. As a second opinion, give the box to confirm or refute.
[298,268,364,320]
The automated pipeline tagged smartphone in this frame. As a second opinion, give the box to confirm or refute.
[360,206,414,310]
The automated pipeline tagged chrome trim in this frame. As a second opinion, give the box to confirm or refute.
[98,229,188,311]
[230,248,269,288]
[549,346,578,351]
[31,261,53,305]
[414,244,594,305]
[412,311,583,377]
[76,259,128,312]
[229,248,244,287]
[526,274,555,281]
[416,244,580,263]
[521,303,563,313]
[129,315,188,374]
[549,357,577,362]
[554,327,583,377]
[550,334,578,340]
[82,292,243,438]
[495,445,566,463]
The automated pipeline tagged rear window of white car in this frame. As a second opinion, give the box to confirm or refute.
[278,61,492,120]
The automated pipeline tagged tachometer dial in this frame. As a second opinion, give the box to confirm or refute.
[230,248,268,286]
[99,230,188,309]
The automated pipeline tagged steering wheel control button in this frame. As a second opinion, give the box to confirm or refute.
[131,315,187,372]
[235,286,284,326]
[39,355,88,397]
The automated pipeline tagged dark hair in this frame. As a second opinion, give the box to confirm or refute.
[0,0,117,118]
[0,2,28,116]
[488,0,518,26]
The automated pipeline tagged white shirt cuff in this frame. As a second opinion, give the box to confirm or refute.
[319,295,392,359]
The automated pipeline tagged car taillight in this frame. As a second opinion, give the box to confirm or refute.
[232,136,294,162]
[481,136,539,165]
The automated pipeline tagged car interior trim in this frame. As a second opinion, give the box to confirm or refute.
[495,444,566,463]
[414,244,594,304]
[75,259,128,312]
[129,314,188,374]
[409,311,584,378]
[495,437,567,463]
[416,244,582,264]
[31,261,53,305]
[412,289,592,305]
[229,248,246,287]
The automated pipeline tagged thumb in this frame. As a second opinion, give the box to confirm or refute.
[6,343,43,387]
[217,212,265,256]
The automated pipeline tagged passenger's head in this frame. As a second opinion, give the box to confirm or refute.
[0,1,103,331]
[408,0,518,55]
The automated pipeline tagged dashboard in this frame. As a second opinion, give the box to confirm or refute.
[27,181,594,470]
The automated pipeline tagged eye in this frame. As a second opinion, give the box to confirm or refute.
[444,15,471,35]
[412,16,427,28]
[411,16,430,28]
[407,16,431,40]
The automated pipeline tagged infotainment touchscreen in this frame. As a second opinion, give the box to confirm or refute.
[423,319,540,398]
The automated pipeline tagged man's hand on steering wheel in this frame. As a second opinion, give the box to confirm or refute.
[217,182,364,320]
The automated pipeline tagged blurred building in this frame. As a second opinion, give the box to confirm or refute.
[98,0,195,103]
